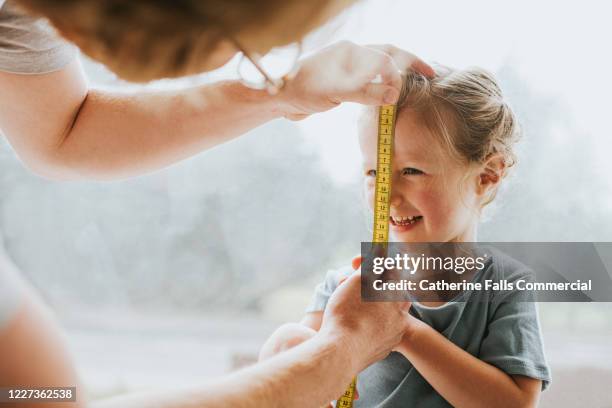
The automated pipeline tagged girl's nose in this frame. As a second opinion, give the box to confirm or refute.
[389,187,403,208]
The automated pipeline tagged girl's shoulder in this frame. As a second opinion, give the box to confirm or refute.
[479,245,535,281]
[476,245,537,303]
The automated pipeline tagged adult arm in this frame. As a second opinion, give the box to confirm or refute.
[0,42,432,181]
[92,331,354,408]
[0,291,85,408]
[92,271,411,408]
[397,317,542,408]
[0,293,352,408]
[1,267,410,408]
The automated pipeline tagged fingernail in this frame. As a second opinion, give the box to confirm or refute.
[384,89,398,104]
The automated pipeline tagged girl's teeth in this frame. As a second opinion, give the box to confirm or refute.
[391,215,421,225]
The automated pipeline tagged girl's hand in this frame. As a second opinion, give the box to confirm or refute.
[393,313,427,356]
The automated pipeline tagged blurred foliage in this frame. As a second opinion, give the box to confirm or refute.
[0,121,365,312]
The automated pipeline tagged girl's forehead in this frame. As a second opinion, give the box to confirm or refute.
[359,109,444,162]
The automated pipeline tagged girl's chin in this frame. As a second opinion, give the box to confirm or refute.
[390,231,425,243]
[391,235,424,243]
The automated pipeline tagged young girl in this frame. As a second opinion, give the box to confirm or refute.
[260,65,551,407]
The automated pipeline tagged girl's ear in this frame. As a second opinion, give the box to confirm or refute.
[476,153,506,196]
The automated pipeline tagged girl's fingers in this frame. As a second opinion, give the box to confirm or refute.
[338,256,363,286]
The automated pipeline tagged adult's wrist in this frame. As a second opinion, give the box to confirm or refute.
[271,84,298,119]
[316,327,363,375]
[215,80,285,121]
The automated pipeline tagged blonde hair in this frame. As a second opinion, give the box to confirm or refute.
[396,65,520,207]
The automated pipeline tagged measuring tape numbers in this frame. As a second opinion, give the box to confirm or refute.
[373,104,397,245]
[335,104,397,408]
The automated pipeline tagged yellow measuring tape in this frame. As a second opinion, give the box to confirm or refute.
[372,104,397,245]
[335,104,397,408]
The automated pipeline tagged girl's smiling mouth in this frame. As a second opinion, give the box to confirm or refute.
[390,215,423,231]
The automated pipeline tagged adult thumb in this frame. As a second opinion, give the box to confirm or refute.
[350,83,399,106]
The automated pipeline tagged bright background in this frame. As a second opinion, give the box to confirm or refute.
[1,0,611,406]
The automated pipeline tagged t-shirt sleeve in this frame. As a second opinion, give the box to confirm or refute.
[305,265,353,313]
[0,0,76,74]
[479,268,552,390]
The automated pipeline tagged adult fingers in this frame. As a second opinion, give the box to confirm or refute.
[366,44,435,78]
[284,112,311,121]
[372,49,403,95]
[345,82,400,106]
[399,301,413,312]
[338,46,402,105]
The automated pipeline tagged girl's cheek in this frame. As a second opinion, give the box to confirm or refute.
[364,181,375,209]
[424,190,456,227]
[415,188,446,222]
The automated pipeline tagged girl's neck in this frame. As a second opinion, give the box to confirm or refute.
[450,223,478,243]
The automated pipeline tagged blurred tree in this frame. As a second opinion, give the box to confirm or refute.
[0,118,363,312]
[480,63,612,242]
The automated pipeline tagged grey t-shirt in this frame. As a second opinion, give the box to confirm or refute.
[0,0,76,74]
[307,247,552,408]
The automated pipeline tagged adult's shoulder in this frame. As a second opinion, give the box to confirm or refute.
[0,0,76,74]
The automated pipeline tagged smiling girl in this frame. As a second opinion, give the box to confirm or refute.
[259,65,551,407]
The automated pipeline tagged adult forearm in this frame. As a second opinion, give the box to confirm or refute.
[398,321,533,408]
[92,333,354,408]
[47,80,282,180]
[0,293,85,408]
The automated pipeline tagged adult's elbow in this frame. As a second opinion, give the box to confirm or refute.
[18,148,83,181]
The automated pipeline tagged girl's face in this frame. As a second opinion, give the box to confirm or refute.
[360,109,481,243]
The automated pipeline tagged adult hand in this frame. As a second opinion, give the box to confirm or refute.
[318,256,413,374]
[278,41,434,120]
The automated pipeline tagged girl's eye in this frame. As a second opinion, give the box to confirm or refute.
[401,167,424,176]
[366,169,377,177]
